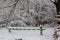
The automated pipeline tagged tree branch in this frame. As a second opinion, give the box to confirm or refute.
[50,0,57,5]
[3,0,19,8]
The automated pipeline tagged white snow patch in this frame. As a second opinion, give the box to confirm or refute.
[0,27,59,40]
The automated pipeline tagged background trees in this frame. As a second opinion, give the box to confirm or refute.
[0,0,57,27]
[50,0,60,14]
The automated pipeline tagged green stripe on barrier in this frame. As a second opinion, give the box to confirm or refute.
[8,28,40,30]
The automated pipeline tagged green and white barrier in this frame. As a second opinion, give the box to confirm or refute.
[7,26,45,35]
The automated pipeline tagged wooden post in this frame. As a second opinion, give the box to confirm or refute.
[40,25,45,35]
[9,28,11,33]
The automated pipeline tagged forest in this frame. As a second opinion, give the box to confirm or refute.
[0,0,59,27]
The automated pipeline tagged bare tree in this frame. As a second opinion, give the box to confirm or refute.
[34,2,40,13]
[3,0,19,26]
[27,0,29,13]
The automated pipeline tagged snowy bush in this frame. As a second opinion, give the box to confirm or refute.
[0,0,57,27]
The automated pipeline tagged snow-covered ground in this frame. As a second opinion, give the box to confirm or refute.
[0,27,60,40]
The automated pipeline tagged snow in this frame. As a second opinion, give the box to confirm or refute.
[0,27,58,40]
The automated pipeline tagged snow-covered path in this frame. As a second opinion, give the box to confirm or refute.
[0,27,56,40]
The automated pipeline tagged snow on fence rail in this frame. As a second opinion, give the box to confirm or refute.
[7,27,40,30]
[7,26,45,35]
